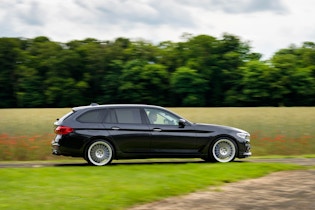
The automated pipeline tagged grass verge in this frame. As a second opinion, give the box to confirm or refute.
[0,162,304,210]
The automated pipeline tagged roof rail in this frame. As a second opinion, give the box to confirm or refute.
[90,103,99,106]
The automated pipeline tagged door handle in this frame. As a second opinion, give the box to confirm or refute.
[153,128,162,132]
[111,126,120,130]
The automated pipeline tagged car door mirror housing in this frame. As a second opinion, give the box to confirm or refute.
[178,119,186,128]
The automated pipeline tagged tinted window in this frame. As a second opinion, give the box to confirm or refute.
[77,109,107,123]
[57,111,74,123]
[104,109,117,123]
[115,108,142,124]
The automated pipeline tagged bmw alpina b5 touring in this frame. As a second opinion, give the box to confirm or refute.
[52,104,251,166]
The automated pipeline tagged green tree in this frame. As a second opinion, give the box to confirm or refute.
[98,38,131,104]
[156,41,186,73]
[289,67,315,105]
[140,63,170,106]
[124,39,158,63]
[44,77,88,107]
[75,39,106,102]
[100,59,124,104]
[236,60,273,106]
[218,34,258,106]
[119,60,169,105]
[174,34,254,106]
[0,38,23,107]
[118,59,148,104]
[176,35,219,106]
[2,35,315,108]
[15,64,44,107]
[170,67,208,106]
[271,47,315,106]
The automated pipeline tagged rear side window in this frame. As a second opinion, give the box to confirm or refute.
[114,108,142,124]
[77,109,107,123]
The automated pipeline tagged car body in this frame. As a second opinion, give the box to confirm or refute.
[52,104,251,166]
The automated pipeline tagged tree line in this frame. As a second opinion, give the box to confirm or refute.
[0,34,315,108]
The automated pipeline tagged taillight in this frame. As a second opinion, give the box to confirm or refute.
[55,126,74,135]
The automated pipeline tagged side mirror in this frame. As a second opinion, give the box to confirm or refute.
[178,119,186,128]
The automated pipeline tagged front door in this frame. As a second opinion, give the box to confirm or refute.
[144,108,197,154]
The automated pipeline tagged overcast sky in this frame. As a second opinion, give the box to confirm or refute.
[1,0,314,59]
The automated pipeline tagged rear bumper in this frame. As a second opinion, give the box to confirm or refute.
[51,135,84,157]
[51,141,61,155]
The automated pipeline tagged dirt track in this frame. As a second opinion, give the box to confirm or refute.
[129,159,315,210]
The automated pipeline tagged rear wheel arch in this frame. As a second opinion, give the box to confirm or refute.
[85,136,116,156]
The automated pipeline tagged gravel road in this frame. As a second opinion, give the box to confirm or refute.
[129,158,315,210]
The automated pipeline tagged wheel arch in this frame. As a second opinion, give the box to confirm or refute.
[210,134,238,149]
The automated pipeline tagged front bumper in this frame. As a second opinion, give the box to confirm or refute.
[242,151,252,157]
[240,140,251,158]
[237,138,251,158]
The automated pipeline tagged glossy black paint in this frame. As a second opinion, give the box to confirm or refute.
[51,104,251,162]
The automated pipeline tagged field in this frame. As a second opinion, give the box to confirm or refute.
[0,107,315,160]
[173,107,315,156]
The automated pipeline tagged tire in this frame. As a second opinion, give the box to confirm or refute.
[86,140,114,166]
[210,137,237,163]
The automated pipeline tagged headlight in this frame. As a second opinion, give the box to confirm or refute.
[237,132,250,141]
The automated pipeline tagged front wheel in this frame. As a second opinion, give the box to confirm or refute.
[86,140,114,166]
[210,138,237,163]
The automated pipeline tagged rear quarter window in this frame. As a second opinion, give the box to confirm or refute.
[56,111,74,123]
[76,109,107,123]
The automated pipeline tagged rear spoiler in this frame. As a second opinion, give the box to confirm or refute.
[72,103,99,111]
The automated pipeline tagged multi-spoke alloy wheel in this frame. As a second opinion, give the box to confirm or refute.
[211,138,237,162]
[86,140,113,166]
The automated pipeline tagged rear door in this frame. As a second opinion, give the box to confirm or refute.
[104,107,151,153]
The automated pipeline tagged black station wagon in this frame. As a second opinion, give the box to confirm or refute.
[52,104,251,166]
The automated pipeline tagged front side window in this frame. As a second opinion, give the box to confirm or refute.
[145,108,180,125]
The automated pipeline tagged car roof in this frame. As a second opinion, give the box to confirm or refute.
[72,103,163,112]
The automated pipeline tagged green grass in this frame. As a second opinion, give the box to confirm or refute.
[0,162,304,210]
[0,107,315,160]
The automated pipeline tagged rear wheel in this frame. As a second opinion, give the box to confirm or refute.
[210,137,237,163]
[86,140,114,166]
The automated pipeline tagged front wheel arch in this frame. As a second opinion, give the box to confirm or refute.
[208,137,238,163]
